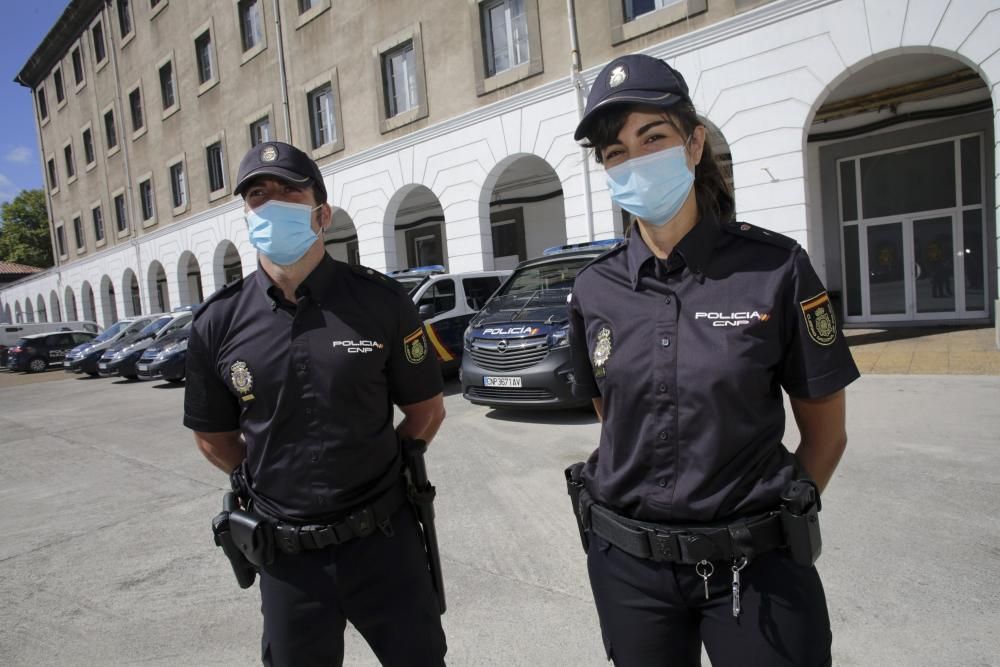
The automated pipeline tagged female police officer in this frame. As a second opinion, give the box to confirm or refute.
[566,54,859,666]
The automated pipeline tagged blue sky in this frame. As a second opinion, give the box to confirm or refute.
[0,1,71,206]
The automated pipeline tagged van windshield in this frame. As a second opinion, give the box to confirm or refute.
[139,316,173,337]
[92,321,130,343]
[498,257,592,297]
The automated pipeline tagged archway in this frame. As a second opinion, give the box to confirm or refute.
[80,281,96,322]
[324,208,360,265]
[804,51,994,326]
[24,298,34,323]
[177,251,204,306]
[386,185,448,272]
[36,295,47,323]
[99,275,119,327]
[64,286,78,321]
[14,302,23,323]
[147,261,170,313]
[49,291,61,322]
[3,302,11,324]
[212,240,243,288]
[481,154,566,268]
[122,269,141,316]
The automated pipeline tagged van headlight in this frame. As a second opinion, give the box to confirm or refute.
[156,339,187,360]
[463,326,474,352]
[112,345,135,361]
[548,325,570,349]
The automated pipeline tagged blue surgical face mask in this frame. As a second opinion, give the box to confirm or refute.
[605,145,695,227]
[246,200,321,266]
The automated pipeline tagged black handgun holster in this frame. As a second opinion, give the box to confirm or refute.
[228,508,275,568]
[211,492,259,589]
[565,462,590,553]
[780,479,823,567]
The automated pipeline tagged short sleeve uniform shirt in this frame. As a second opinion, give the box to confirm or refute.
[184,255,442,522]
[568,217,859,523]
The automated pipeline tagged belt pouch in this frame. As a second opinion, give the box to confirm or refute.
[228,510,274,567]
[565,463,589,553]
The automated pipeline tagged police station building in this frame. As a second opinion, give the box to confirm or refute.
[2,0,998,342]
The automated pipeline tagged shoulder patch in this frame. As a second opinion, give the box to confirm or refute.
[193,276,244,321]
[722,221,798,250]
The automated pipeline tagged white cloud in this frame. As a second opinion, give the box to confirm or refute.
[4,147,33,163]
[0,173,17,203]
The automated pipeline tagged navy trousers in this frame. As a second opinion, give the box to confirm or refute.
[587,534,832,666]
[258,507,446,667]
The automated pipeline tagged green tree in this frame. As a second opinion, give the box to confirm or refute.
[0,189,53,268]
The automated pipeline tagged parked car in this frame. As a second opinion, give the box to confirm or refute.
[461,239,621,409]
[136,324,190,383]
[409,269,511,373]
[6,330,98,373]
[1,320,100,366]
[63,316,158,376]
[98,311,193,380]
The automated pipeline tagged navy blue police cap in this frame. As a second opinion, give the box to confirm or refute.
[233,141,327,203]
[574,54,691,141]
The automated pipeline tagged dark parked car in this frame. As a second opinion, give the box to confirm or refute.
[136,324,190,383]
[6,331,98,373]
[98,312,192,380]
[63,316,157,376]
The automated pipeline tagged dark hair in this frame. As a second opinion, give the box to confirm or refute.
[581,101,735,224]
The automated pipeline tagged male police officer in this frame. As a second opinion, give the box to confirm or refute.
[184,141,447,666]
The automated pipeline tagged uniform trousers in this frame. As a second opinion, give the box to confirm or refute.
[258,506,446,667]
[587,533,831,666]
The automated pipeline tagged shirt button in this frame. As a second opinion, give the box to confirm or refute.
[661,338,670,347]
[658,383,667,393]
[311,454,319,463]
[664,296,672,304]
[658,480,667,487]
[297,363,308,373]
[658,431,668,441]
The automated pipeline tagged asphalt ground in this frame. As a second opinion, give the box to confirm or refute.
[1,368,998,666]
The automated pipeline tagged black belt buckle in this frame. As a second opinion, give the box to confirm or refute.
[346,507,375,538]
[646,529,679,562]
[274,523,302,555]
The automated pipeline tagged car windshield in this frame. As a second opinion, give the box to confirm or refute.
[92,321,130,343]
[394,276,427,295]
[123,318,154,335]
[498,257,592,297]
[138,316,173,337]
[15,337,30,347]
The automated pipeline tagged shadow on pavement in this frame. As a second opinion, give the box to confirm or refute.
[845,324,993,347]
[484,406,598,426]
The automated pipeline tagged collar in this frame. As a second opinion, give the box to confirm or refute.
[255,253,337,310]
[626,214,721,290]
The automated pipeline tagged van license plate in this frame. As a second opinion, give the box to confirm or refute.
[63,361,71,367]
[98,363,108,370]
[484,376,522,388]
[137,364,148,372]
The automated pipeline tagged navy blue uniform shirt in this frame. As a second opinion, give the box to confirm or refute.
[184,255,442,522]
[569,217,859,523]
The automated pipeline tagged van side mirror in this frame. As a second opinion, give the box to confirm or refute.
[418,304,434,320]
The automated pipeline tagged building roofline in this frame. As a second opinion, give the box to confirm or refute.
[15,0,105,88]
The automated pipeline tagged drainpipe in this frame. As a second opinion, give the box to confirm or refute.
[272,0,292,142]
[566,0,594,242]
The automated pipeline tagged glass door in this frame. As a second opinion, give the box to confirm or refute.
[912,215,956,315]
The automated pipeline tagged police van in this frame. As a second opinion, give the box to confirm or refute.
[391,266,511,373]
[1,321,100,367]
[460,239,621,409]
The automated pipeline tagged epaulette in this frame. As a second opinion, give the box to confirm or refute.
[347,264,406,294]
[193,276,244,321]
[722,220,799,250]
[578,239,628,274]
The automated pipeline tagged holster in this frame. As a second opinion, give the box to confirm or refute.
[211,492,258,589]
[228,507,275,568]
[780,479,823,567]
[565,462,591,553]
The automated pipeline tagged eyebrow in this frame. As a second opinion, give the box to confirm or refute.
[604,119,674,149]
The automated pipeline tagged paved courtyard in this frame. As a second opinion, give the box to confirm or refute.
[0,369,998,666]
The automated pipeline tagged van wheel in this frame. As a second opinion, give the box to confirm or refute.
[28,357,48,373]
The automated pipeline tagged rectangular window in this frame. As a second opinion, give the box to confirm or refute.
[104,109,118,149]
[56,226,67,256]
[64,144,76,179]
[73,216,85,249]
[308,84,336,149]
[298,0,315,12]
[54,68,65,103]
[71,47,84,85]
[481,0,529,77]
[159,61,175,109]
[92,21,107,64]
[150,0,162,7]
[624,0,680,21]
[383,42,417,118]
[169,162,186,208]
[92,206,105,242]
[129,88,144,132]
[139,179,154,221]
[82,129,95,164]
[238,0,264,51]
[47,158,58,190]
[117,0,133,37]
[250,116,271,146]
[114,193,128,232]
[206,142,225,192]
[195,31,214,84]
[37,88,48,120]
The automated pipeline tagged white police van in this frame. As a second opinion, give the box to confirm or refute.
[389,265,511,373]
[460,239,621,409]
